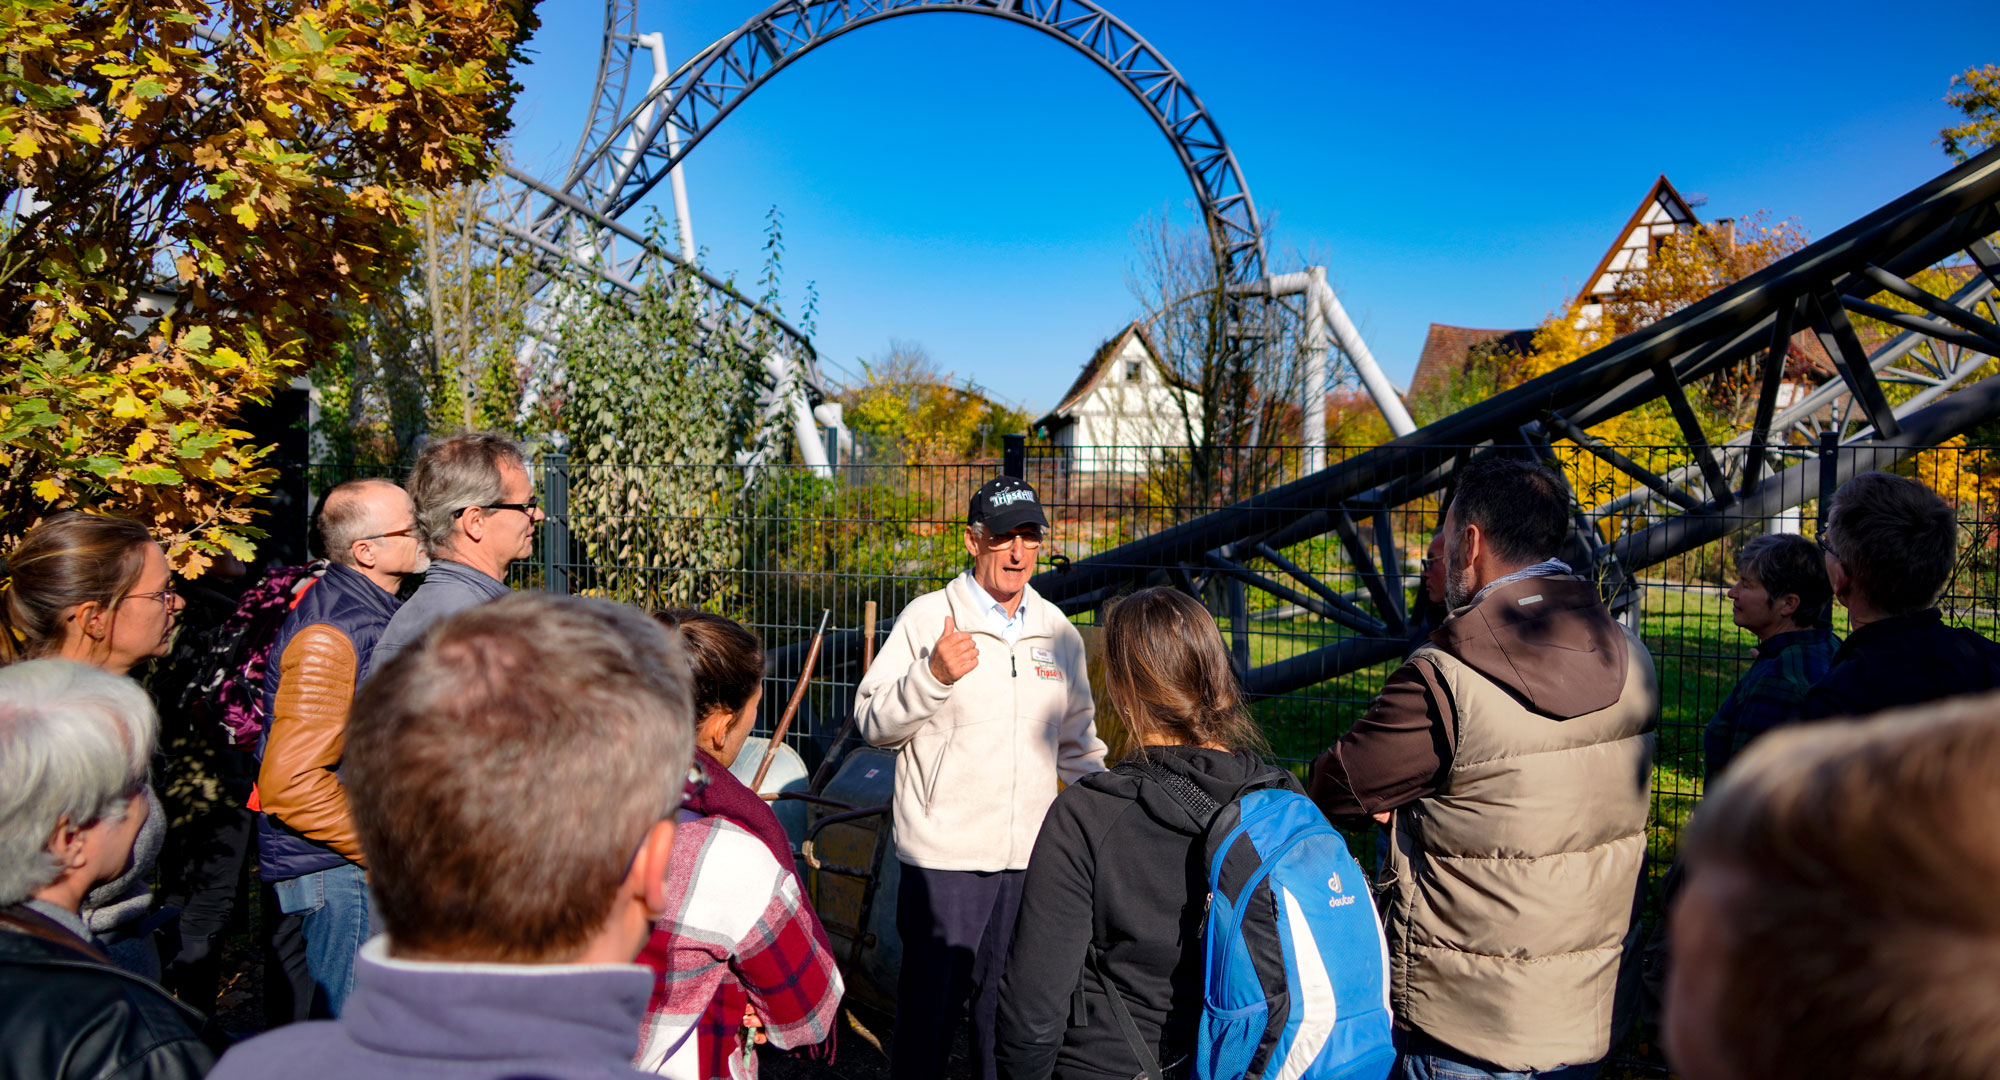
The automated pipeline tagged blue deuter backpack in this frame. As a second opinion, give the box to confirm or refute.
[1094,766,1395,1080]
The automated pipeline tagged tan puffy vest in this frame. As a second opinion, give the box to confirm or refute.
[1380,627,1657,1072]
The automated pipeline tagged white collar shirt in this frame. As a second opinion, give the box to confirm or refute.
[962,571,1029,646]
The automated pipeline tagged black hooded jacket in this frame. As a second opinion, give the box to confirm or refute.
[994,746,1301,1080]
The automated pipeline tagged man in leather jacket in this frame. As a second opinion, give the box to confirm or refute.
[255,479,427,1015]
[0,660,221,1079]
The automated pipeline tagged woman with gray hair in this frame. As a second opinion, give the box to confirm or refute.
[0,659,216,1079]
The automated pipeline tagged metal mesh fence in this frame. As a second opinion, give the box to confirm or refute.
[303,439,2000,910]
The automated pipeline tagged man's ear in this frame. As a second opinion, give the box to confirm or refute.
[962,526,980,560]
[1827,559,1854,603]
[631,817,678,921]
[1459,521,1484,570]
[351,540,378,571]
[460,507,487,544]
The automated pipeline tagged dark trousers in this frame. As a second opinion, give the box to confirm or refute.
[157,800,254,1014]
[891,864,1026,1080]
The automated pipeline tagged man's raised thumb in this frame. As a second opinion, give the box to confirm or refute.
[942,616,957,637]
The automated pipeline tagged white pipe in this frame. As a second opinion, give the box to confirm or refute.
[1299,267,1330,472]
[631,33,695,264]
[764,351,830,476]
[1261,269,1417,440]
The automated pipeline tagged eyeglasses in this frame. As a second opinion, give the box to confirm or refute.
[356,526,417,542]
[121,587,180,611]
[1817,533,1843,563]
[452,497,540,519]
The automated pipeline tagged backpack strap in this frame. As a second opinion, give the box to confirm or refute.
[1085,944,1165,1080]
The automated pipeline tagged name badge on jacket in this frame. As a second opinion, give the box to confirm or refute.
[1030,646,1062,681]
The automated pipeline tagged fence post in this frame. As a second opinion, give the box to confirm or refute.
[541,452,571,596]
[1003,433,1026,479]
[1817,430,1838,534]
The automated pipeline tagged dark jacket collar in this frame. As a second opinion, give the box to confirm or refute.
[1834,608,1943,662]
[342,939,653,1066]
[1753,625,1836,661]
[321,562,402,619]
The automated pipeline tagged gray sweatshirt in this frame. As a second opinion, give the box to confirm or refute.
[371,559,512,669]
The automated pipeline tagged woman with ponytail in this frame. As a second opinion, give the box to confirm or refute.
[2,512,185,978]
[635,609,842,1079]
[994,587,1301,1080]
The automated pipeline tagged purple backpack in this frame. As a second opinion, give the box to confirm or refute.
[186,561,326,749]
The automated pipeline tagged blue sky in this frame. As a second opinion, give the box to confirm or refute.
[504,0,1988,415]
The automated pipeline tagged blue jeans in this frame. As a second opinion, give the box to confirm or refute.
[271,863,374,1016]
[1395,1031,1601,1080]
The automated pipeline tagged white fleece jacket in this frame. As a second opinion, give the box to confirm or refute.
[855,574,1107,871]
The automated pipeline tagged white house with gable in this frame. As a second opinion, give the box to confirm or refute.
[1033,321,1202,474]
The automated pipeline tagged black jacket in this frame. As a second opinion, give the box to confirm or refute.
[1802,608,2000,721]
[0,905,218,1080]
[995,747,1300,1080]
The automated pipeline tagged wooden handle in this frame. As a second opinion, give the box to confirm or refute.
[751,609,832,793]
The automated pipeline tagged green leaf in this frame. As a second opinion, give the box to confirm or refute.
[132,78,166,100]
[125,464,185,484]
[178,325,213,353]
[300,20,325,51]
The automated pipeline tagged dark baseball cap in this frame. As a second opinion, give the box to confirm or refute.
[968,476,1050,534]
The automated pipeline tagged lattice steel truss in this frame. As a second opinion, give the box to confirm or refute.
[1026,146,2000,697]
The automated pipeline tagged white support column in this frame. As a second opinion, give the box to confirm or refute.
[1299,266,1330,473]
[631,33,695,264]
[764,351,830,476]
[1258,269,1417,449]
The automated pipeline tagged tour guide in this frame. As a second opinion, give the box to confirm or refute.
[856,475,1108,1080]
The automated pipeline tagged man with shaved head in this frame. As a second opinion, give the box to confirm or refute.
[254,478,427,1015]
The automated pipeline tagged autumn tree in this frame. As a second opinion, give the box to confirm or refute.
[1128,212,1311,508]
[841,339,1033,466]
[1940,63,2000,162]
[310,176,536,469]
[0,0,537,571]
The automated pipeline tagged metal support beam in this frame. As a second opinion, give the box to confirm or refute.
[1544,412,1704,512]
[1860,264,2000,346]
[1250,542,1388,633]
[1741,298,1797,496]
[1207,554,1387,636]
[1332,510,1405,635]
[1812,289,1901,438]
[1650,359,1736,508]
[1842,297,2000,357]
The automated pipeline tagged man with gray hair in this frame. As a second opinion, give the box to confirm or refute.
[254,477,428,1016]
[373,431,543,665]
[211,593,694,1080]
[0,660,218,1079]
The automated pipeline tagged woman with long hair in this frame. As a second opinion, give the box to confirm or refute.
[994,586,1300,1080]
[635,610,842,1079]
[1,513,183,673]
[1,512,185,979]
